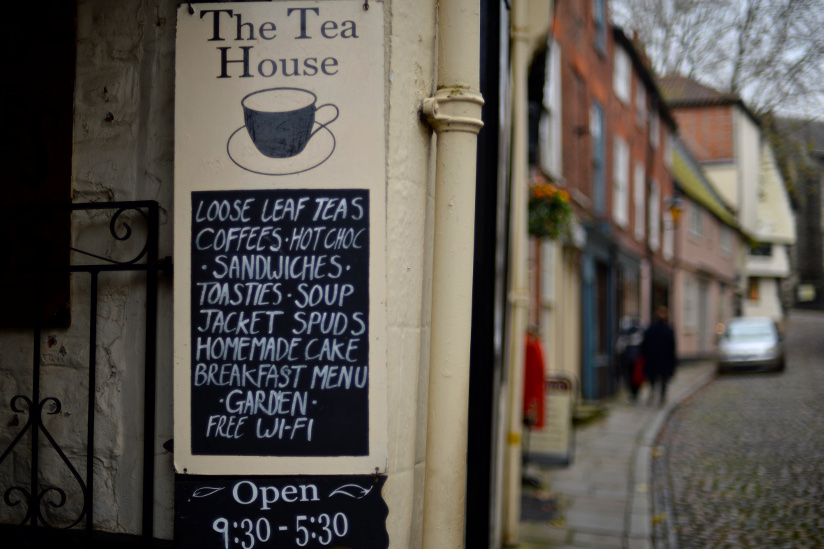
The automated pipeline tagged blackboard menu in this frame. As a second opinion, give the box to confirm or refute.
[175,475,389,549]
[191,189,370,457]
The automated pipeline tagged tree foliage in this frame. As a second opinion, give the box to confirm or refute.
[611,0,824,118]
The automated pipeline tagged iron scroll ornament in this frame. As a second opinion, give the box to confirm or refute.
[70,205,152,266]
[0,202,161,330]
[0,396,88,529]
[0,202,154,272]
[0,200,164,542]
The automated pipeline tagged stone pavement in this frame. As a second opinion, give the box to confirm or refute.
[652,310,824,548]
[517,360,716,549]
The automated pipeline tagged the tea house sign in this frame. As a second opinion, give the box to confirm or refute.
[173,1,387,477]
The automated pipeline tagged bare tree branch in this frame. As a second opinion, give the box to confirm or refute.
[611,0,824,118]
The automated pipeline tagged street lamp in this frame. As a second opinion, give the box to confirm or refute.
[666,193,684,226]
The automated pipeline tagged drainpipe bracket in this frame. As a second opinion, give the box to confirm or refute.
[510,27,531,42]
[508,289,530,308]
[423,88,484,134]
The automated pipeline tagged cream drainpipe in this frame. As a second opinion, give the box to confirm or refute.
[420,0,484,545]
[503,0,530,543]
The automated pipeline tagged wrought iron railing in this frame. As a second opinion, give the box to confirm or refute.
[0,201,167,548]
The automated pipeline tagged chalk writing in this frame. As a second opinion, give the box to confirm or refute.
[191,190,369,456]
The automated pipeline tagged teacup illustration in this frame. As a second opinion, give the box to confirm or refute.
[241,88,339,159]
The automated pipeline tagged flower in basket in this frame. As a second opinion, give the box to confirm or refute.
[528,183,574,239]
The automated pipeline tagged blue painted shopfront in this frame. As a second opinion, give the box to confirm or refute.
[580,227,617,400]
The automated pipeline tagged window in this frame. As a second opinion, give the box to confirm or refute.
[1,3,75,328]
[636,83,647,127]
[649,108,660,149]
[540,240,556,305]
[540,240,557,347]
[539,40,563,178]
[593,0,606,54]
[684,278,698,331]
[751,243,773,256]
[613,135,629,227]
[634,163,645,240]
[663,209,674,260]
[748,278,760,301]
[648,178,660,251]
[591,100,606,215]
[689,204,703,239]
[720,225,732,254]
[614,47,631,104]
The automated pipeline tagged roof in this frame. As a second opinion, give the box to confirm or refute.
[658,75,761,126]
[657,75,739,106]
[671,138,740,230]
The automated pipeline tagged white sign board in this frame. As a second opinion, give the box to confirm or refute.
[527,375,574,466]
[173,1,386,476]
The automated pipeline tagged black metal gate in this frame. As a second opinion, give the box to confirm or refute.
[0,201,168,548]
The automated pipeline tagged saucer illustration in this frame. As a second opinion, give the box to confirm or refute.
[227,87,339,176]
[227,122,336,176]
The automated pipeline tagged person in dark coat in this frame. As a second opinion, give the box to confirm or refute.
[616,317,644,401]
[641,305,677,405]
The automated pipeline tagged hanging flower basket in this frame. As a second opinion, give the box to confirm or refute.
[528,183,574,240]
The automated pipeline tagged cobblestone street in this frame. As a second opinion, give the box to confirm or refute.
[652,310,824,548]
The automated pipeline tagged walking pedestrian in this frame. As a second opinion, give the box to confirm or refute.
[616,316,644,401]
[641,305,677,406]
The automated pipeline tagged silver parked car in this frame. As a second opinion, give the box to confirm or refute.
[716,316,786,373]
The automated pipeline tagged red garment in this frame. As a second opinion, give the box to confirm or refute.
[633,355,646,388]
[523,334,547,428]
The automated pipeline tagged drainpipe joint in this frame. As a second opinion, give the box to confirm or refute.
[423,88,484,135]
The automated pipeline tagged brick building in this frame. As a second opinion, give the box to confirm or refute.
[531,0,678,400]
